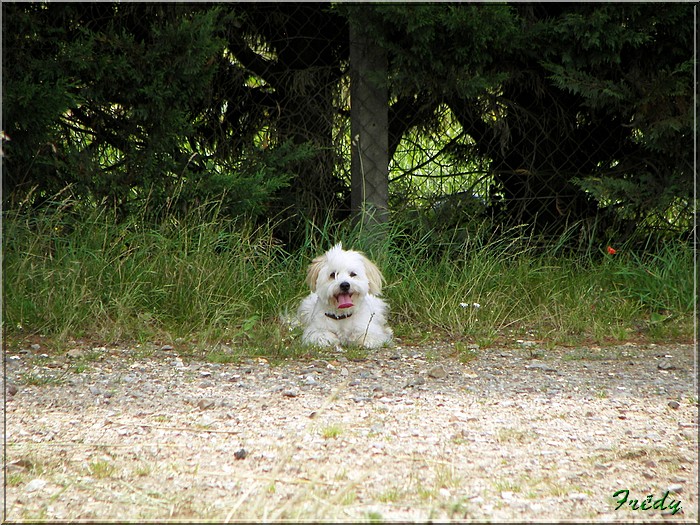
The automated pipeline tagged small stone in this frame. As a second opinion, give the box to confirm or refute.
[25,478,47,493]
[427,365,447,379]
[340,367,349,377]
[403,376,425,388]
[161,344,174,351]
[658,360,677,370]
[234,448,248,460]
[7,459,33,472]
[304,374,318,386]
[89,386,101,396]
[7,383,18,396]
[525,363,557,373]
[66,349,84,359]
[668,484,683,494]
[30,344,41,351]
[668,400,680,409]
[282,389,298,398]
[197,399,216,410]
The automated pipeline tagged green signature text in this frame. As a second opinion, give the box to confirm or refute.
[613,489,682,515]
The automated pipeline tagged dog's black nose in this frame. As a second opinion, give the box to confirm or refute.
[339,281,350,292]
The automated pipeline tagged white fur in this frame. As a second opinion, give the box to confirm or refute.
[298,243,392,349]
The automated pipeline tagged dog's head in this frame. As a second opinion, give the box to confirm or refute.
[305,243,384,310]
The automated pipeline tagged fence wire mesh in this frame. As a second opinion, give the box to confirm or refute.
[3,2,693,249]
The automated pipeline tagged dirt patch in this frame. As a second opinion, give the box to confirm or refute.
[4,340,698,522]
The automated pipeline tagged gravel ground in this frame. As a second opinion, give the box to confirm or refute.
[3,339,698,522]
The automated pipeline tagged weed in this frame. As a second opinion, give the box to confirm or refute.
[6,473,25,486]
[321,424,343,439]
[19,372,64,387]
[496,427,533,444]
[87,460,116,479]
[134,464,153,477]
[378,487,403,503]
[455,341,478,363]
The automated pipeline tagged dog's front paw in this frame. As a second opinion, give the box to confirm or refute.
[302,330,341,348]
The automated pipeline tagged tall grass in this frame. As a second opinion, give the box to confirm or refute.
[3,197,694,350]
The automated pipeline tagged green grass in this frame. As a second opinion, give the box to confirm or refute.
[3,196,694,351]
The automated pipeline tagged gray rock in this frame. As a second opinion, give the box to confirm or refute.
[427,365,448,379]
[403,376,426,388]
[668,400,680,409]
[282,389,299,398]
[658,360,677,370]
[234,448,248,460]
[25,478,47,493]
[525,363,558,373]
[197,399,216,410]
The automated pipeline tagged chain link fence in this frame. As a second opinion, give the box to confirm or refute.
[4,3,693,250]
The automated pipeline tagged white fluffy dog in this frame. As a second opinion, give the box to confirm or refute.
[298,243,392,348]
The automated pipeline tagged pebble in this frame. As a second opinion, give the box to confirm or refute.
[668,483,683,494]
[658,360,677,370]
[234,448,248,460]
[668,400,680,409]
[427,365,447,379]
[66,349,85,359]
[403,376,425,388]
[282,389,299,398]
[7,383,18,396]
[197,399,216,410]
[25,479,47,493]
[525,363,558,373]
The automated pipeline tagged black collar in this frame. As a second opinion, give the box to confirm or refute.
[325,312,353,320]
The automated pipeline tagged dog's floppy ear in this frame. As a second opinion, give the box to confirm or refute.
[362,255,385,296]
[305,253,327,292]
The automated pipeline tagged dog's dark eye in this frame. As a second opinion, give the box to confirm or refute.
[349,272,357,277]
[330,272,336,279]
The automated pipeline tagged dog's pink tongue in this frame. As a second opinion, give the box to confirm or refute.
[337,293,354,309]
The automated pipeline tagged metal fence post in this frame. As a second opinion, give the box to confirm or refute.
[349,20,389,234]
